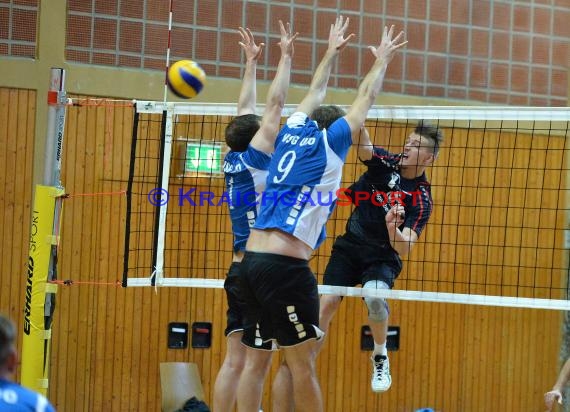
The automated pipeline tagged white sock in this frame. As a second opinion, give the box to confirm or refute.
[373,342,387,357]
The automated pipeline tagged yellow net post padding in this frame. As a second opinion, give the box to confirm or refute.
[21,185,65,395]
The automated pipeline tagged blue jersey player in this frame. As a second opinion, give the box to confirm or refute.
[320,121,443,394]
[212,21,297,412]
[0,315,56,412]
[237,22,407,412]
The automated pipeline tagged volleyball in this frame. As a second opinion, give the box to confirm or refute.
[167,60,206,99]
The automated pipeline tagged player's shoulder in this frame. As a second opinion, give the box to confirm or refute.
[224,147,270,172]
[285,112,310,128]
[223,150,244,174]
[324,117,351,140]
[365,147,401,167]
[0,381,55,411]
[242,145,271,166]
[372,146,391,157]
[416,175,432,192]
[224,150,240,163]
[414,180,433,206]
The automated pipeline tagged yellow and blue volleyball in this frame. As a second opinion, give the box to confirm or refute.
[167,60,206,99]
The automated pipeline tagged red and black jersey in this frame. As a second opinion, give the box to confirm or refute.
[344,146,433,253]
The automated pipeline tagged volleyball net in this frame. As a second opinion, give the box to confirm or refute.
[123,102,570,310]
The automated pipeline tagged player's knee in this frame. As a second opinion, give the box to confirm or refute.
[363,280,389,322]
[319,295,341,328]
[365,297,389,321]
[320,295,341,315]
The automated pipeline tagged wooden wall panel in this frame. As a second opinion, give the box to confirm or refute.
[0,87,36,373]
[1,95,567,411]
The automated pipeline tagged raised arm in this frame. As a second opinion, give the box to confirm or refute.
[354,126,373,161]
[250,21,298,154]
[295,15,354,116]
[345,25,407,135]
[237,27,264,115]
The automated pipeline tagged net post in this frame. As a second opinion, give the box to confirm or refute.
[43,68,67,187]
[21,68,68,395]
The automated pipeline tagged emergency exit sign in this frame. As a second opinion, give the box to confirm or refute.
[185,141,222,174]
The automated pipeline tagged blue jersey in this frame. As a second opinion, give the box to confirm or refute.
[254,112,352,249]
[0,379,55,412]
[223,146,271,252]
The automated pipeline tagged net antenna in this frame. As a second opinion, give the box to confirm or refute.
[148,0,176,286]
[163,0,174,104]
[124,102,570,310]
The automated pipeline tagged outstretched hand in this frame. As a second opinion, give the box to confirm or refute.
[238,27,264,61]
[278,20,299,57]
[328,15,355,52]
[368,25,407,64]
[545,389,563,411]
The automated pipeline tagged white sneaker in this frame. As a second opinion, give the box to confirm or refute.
[370,354,392,392]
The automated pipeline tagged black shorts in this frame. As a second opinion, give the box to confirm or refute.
[223,262,245,336]
[323,234,402,289]
[239,251,322,348]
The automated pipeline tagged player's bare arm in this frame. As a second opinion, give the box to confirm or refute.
[250,20,297,154]
[354,126,373,161]
[296,15,355,115]
[385,205,418,256]
[237,26,264,115]
[345,25,407,134]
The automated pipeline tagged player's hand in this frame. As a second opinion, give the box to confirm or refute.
[328,15,355,52]
[278,20,298,57]
[238,27,264,61]
[368,25,407,65]
[545,389,563,411]
[386,204,405,226]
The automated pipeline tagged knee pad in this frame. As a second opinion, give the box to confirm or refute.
[363,280,389,322]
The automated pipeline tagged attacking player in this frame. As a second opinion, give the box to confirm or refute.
[319,121,443,393]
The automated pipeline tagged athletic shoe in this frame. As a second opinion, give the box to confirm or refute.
[370,354,392,392]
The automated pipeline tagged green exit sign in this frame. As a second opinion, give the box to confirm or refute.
[185,141,223,174]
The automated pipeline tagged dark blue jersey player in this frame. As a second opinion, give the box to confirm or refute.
[320,121,444,394]
[345,142,433,260]
[237,22,408,412]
